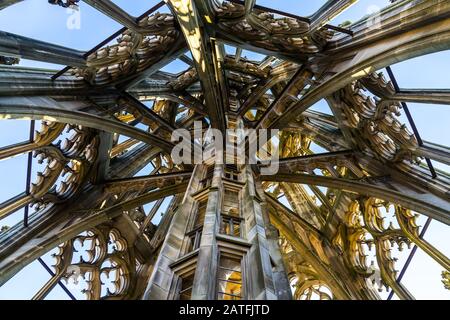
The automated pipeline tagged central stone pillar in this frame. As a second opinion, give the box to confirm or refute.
[190,163,223,299]
[143,164,205,300]
[143,118,291,300]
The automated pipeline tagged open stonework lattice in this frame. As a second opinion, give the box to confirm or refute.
[0,0,449,300]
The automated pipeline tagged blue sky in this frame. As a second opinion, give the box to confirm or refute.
[0,0,449,300]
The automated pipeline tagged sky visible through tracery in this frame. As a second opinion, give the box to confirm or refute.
[0,0,448,300]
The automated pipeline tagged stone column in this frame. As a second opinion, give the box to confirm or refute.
[190,163,223,299]
[240,165,277,299]
[143,164,205,299]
